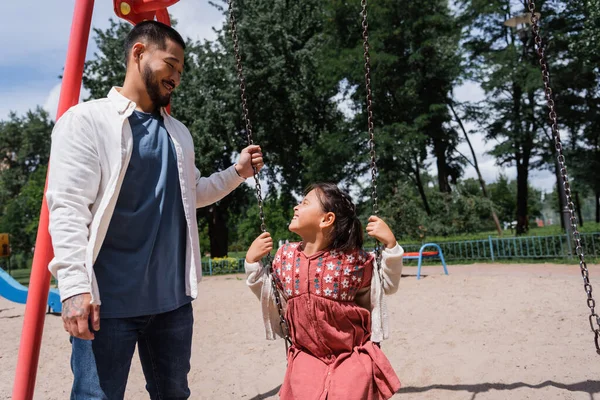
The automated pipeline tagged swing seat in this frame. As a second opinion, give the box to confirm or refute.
[404,251,439,257]
[402,243,449,280]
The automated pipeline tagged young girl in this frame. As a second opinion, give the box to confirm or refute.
[245,183,404,400]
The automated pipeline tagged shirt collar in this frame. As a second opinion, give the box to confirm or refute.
[107,86,168,119]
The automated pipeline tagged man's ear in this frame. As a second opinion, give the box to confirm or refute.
[131,42,146,63]
[320,212,336,229]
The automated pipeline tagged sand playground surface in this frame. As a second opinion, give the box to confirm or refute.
[2,262,600,399]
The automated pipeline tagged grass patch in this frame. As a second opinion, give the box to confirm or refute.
[3,268,58,287]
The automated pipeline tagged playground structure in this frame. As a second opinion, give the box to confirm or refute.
[9,0,599,399]
[0,268,61,313]
[403,244,449,280]
[11,2,179,399]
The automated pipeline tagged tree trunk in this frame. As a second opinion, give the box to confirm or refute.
[449,100,502,235]
[511,78,528,235]
[516,162,529,235]
[432,136,451,193]
[575,191,584,227]
[414,161,432,216]
[207,205,228,257]
[596,191,600,223]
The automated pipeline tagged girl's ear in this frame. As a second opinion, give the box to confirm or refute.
[320,212,336,229]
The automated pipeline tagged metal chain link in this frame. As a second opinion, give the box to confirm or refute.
[361,0,383,270]
[227,0,292,352]
[527,0,600,353]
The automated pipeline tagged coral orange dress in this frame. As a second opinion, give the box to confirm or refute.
[270,242,401,400]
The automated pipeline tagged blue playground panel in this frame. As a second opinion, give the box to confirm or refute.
[0,267,62,313]
[403,243,449,280]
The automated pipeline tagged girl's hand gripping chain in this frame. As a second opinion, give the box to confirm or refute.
[366,216,396,249]
[246,232,274,263]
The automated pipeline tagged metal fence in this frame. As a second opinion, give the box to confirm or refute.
[201,258,246,276]
[402,232,600,262]
[200,232,600,275]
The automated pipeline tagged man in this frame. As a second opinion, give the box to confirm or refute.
[46,21,262,399]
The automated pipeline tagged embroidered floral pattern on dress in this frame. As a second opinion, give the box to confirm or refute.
[272,243,373,302]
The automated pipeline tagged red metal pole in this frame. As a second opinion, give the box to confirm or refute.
[156,8,172,115]
[12,1,95,399]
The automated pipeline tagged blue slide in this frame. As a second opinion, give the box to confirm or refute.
[0,267,62,313]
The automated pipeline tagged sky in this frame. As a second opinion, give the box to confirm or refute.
[1,0,555,193]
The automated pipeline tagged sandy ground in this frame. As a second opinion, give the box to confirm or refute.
[2,263,600,400]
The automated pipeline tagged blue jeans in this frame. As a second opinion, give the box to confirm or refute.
[70,302,193,400]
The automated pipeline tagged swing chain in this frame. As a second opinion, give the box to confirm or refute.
[227,0,266,233]
[227,0,292,352]
[270,271,293,351]
[361,0,383,268]
[527,0,600,353]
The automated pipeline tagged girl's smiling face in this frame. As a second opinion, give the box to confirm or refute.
[289,189,328,237]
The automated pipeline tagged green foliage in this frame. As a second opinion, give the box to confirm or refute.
[201,257,244,275]
[0,108,52,203]
[324,0,463,198]
[487,174,543,223]
[559,0,600,212]
[0,108,53,258]
[221,0,351,197]
[82,20,130,99]
[3,0,600,259]
[0,166,47,256]
[374,181,495,242]
[230,192,296,251]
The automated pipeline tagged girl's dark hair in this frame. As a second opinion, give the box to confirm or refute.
[307,182,363,252]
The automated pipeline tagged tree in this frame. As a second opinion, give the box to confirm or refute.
[220,0,351,200]
[487,174,544,225]
[0,166,47,256]
[380,179,497,241]
[83,20,130,100]
[456,0,570,234]
[488,174,516,224]
[449,99,503,234]
[558,0,600,223]
[325,0,464,203]
[231,192,295,250]
[0,108,53,257]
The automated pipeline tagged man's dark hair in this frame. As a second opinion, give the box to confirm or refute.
[124,20,186,65]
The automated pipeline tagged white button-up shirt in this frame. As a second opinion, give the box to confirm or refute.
[47,87,244,304]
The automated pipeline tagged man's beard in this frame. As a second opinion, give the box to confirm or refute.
[142,64,171,109]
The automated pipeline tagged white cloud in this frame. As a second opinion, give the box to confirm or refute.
[169,2,226,43]
[42,83,90,121]
[1,1,224,64]
[42,84,63,121]
[529,169,556,193]
[0,84,53,120]
[0,1,118,67]
[1,0,225,121]
[453,81,485,103]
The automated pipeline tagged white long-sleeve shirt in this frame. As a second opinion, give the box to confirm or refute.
[46,87,245,304]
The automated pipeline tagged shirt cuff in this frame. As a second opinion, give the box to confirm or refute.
[245,260,262,270]
[230,164,246,183]
[382,243,404,256]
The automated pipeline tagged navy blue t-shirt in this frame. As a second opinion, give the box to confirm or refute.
[94,110,191,318]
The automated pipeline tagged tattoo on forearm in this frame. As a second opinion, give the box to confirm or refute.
[63,295,86,318]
